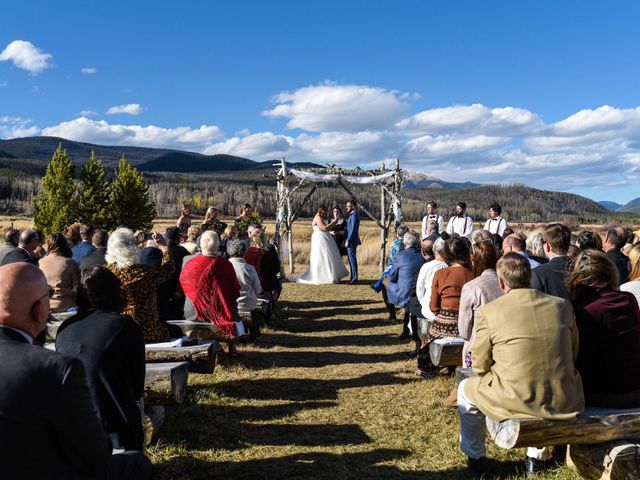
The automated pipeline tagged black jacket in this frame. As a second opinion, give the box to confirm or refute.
[0,247,38,266]
[79,247,108,271]
[530,255,570,300]
[0,326,111,478]
[607,249,630,285]
[56,310,146,451]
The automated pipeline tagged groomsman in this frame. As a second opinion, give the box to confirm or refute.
[421,201,444,240]
[446,202,474,239]
[344,199,361,285]
[483,203,508,237]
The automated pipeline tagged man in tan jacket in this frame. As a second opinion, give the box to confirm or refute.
[457,253,584,476]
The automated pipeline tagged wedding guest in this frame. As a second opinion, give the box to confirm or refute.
[421,201,444,240]
[567,249,640,407]
[66,222,82,247]
[106,228,175,343]
[458,241,502,367]
[157,227,189,321]
[228,239,263,341]
[503,233,540,268]
[530,223,572,300]
[423,219,440,243]
[416,237,448,322]
[575,230,600,251]
[71,224,96,264]
[483,203,508,237]
[604,226,630,284]
[621,243,640,306]
[384,232,424,356]
[80,229,109,270]
[39,233,80,313]
[180,231,242,356]
[526,231,548,265]
[56,266,146,451]
[418,237,474,377]
[261,235,283,308]
[176,205,192,237]
[0,227,19,264]
[373,225,407,322]
[245,227,268,284]
[181,225,201,254]
[219,224,239,258]
[0,228,40,266]
[446,202,474,239]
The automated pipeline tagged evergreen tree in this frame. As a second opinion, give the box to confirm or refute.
[78,150,110,228]
[33,144,77,234]
[109,154,156,230]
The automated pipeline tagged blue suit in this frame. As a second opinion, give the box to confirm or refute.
[71,240,96,265]
[345,210,361,281]
[386,248,425,308]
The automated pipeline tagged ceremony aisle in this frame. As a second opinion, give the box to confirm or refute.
[149,275,580,480]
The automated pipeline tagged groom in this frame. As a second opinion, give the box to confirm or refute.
[344,199,361,285]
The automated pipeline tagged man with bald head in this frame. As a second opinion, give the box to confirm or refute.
[0,229,40,266]
[503,233,541,269]
[0,263,151,479]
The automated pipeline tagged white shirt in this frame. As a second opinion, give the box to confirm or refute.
[229,257,262,312]
[421,214,444,239]
[446,214,474,239]
[416,259,448,320]
[484,216,508,236]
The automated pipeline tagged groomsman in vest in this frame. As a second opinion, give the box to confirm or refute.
[446,202,474,239]
[344,199,361,285]
[421,201,444,240]
[483,203,508,237]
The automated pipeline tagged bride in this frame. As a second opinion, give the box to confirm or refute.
[296,205,349,284]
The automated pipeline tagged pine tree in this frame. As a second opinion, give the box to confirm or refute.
[109,154,156,230]
[78,150,110,228]
[33,144,77,234]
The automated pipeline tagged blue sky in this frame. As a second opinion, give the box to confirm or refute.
[1,1,639,203]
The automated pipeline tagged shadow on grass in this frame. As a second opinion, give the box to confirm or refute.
[262,332,401,349]
[154,448,525,480]
[274,316,387,333]
[240,349,405,369]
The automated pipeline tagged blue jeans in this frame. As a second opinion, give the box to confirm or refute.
[347,245,358,280]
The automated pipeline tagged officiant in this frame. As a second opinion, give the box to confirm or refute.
[330,205,347,256]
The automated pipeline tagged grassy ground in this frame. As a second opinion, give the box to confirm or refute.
[148,268,582,480]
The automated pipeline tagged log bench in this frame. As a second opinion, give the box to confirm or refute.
[144,362,189,405]
[429,337,464,368]
[486,407,640,480]
[167,320,231,342]
[145,341,218,374]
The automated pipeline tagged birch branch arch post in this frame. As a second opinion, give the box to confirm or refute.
[274,157,404,275]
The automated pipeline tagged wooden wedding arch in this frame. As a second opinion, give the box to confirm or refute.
[273,157,404,274]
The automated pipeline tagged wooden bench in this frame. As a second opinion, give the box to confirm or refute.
[455,366,473,385]
[487,408,640,480]
[145,341,218,374]
[429,337,464,368]
[167,320,232,342]
[144,362,189,405]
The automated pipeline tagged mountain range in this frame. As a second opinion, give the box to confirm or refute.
[598,198,640,214]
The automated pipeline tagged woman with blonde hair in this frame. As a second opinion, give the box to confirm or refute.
[39,232,80,312]
[621,243,640,306]
[567,249,640,407]
[176,205,192,237]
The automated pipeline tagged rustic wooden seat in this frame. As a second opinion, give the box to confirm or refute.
[145,341,218,374]
[167,320,232,342]
[144,361,189,405]
[429,337,464,368]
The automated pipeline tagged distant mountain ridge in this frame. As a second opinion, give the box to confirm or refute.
[598,198,640,214]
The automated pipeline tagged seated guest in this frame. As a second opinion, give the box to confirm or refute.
[372,225,407,322]
[621,243,640,306]
[56,266,146,451]
[228,239,263,341]
[181,225,201,254]
[80,229,109,270]
[604,226,630,284]
[575,230,600,251]
[0,263,151,479]
[0,227,19,264]
[503,233,540,268]
[423,219,440,242]
[106,228,175,343]
[180,231,242,356]
[157,227,190,321]
[384,232,425,356]
[416,237,448,322]
[66,222,82,247]
[0,228,40,266]
[567,249,640,407]
[71,224,96,264]
[458,241,502,368]
[418,237,474,377]
[458,253,584,476]
[39,233,80,313]
[219,224,239,258]
[245,227,268,283]
[530,223,572,300]
[526,231,548,265]
[260,234,283,310]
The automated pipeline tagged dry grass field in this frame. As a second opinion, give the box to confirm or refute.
[147,278,582,480]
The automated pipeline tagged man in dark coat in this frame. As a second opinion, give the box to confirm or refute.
[0,263,151,479]
[0,229,40,266]
[0,227,19,264]
[79,229,109,271]
[530,223,572,300]
[604,226,630,284]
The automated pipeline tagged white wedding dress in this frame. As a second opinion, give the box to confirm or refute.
[296,225,349,284]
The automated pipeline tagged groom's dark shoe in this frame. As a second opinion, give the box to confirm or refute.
[348,278,358,285]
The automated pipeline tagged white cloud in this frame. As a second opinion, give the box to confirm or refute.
[80,67,97,74]
[406,134,510,157]
[79,110,98,117]
[40,117,222,150]
[106,103,143,115]
[0,40,52,75]
[0,117,40,138]
[205,132,293,159]
[263,83,409,132]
